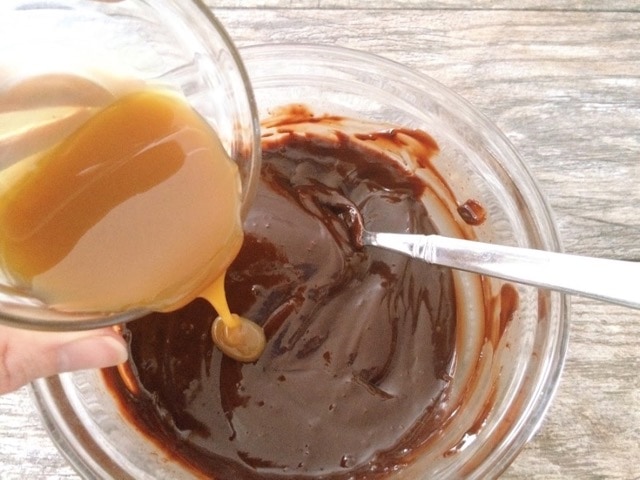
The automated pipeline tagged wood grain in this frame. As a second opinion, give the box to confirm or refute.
[1,3,639,479]
[210,1,640,12]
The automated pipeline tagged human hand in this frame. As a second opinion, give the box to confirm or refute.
[0,324,127,395]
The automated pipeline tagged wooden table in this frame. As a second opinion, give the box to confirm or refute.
[1,1,639,478]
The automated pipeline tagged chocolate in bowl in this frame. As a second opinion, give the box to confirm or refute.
[102,108,465,479]
[30,45,568,479]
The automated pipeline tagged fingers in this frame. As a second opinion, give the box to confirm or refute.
[0,325,128,395]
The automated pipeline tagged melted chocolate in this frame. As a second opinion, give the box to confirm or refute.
[103,116,460,479]
[457,199,487,226]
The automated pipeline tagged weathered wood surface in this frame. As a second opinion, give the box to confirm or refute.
[1,2,639,479]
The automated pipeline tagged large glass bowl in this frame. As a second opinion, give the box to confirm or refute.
[30,44,569,479]
[0,0,260,330]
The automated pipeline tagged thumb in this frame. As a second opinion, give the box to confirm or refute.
[0,325,128,395]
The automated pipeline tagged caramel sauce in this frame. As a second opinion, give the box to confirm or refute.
[201,273,266,362]
[0,80,254,344]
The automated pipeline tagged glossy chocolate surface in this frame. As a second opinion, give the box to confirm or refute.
[104,110,462,479]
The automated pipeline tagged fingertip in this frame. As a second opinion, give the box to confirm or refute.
[56,334,129,373]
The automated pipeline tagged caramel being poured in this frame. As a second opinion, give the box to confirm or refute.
[201,273,266,363]
[0,78,264,361]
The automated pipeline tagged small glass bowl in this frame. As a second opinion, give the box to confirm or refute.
[0,0,260,330]
[31,44,569,479]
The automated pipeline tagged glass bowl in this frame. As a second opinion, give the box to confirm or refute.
[30,44,569,479]
[0,0,260,330]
